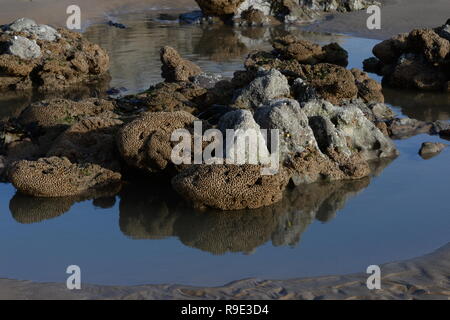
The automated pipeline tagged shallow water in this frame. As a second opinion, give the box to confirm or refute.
[0,11,449,286]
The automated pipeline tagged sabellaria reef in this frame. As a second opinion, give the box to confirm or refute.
[190,0,380,25]
[1,18,401,211]
[0,18,110,92]
[364,20,450,92]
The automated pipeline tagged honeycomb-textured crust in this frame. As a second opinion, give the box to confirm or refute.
[47,116,123,172]
[172,164,290,210]
[8,156,121,197]
[117,111,198,173]
[160,46,202,82]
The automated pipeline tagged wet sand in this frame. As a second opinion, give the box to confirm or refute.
[0,0,197,27]
[303,0,450,39]
[1,243,449,299]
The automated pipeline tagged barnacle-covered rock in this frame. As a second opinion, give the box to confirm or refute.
[117,111,198,173]
[8,157,121,198]
[172,164,290,210]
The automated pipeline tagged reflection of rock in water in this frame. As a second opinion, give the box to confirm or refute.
[119,159,392,254]
[193,24,347,62]
[383,88,450,122]
[9,183,120,224]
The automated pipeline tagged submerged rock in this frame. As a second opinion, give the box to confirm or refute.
[8,157,121,198]
[418,142,448,159]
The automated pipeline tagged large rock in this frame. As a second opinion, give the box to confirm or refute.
[172,164,290,210]
[8,157,121,198]
[160,46,202,82]
[365,21,450,92]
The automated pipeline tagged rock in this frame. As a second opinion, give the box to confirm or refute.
[302,99,399,161]
[190,72,223,89]
[18,98,117,131]
[362,57,382,74]
[372,33,408,64]
[351,68,384,103]
[117,111,198,173]
[232,69,290,109]
[47,117,123,172]
[7,18,60,41]
[418,142,447,159]
[298,63,358,105]
[160,46,203,82]
[172,164,290,210]
[195,0,246,17]
[131,81,208,114]
[0,155,5,178]
[239,8,270,26]
[292,78,318,102]
[439,129,450,140]
[367,22,450,92]
[218,109,270,164]
[432,120,450,134]
[194,0,378,24]
[8,157,121,198]
[272,35,324,64]
[254,98,318,162]
[7,36,41,60]
[272,35,348,66]
[368,102,396,121]
[407,29,450,64]
[0,20,109,91]
[387,117,433,139]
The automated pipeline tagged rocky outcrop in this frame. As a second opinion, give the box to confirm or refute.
[193,0,380,25]
[0,18,110,92]
[8,157,121,198]
[364,21,450,92]
[244,37,383,105]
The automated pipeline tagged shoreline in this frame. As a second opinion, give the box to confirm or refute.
[1,243,449,300]
[1,0,449,40]
[303,0,450,40]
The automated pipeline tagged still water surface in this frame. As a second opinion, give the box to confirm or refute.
[0,11,449,286]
